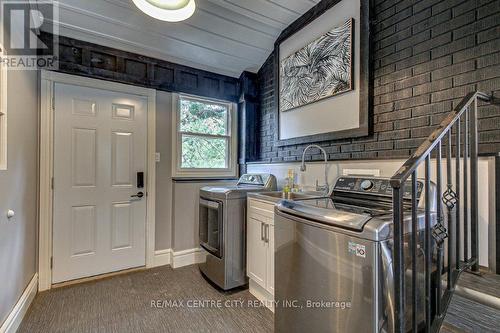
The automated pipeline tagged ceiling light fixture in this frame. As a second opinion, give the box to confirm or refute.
[132,0,196,22]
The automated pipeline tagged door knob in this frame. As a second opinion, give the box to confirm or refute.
[131,191,144,198]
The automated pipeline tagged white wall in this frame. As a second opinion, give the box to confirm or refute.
[247,157,496,269]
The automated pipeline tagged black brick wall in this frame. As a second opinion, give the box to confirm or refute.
[256,0,500,163]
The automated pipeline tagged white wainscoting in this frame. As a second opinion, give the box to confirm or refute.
[247,157,496,269]
[0,274,38,333]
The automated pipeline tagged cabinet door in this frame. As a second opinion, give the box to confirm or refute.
[247,216,267,288]
[266,222,275,295]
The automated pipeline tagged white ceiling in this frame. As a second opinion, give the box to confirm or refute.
[44,0,320,77]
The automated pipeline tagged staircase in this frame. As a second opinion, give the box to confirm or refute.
[442,271,500,332]
[389,91,499,332]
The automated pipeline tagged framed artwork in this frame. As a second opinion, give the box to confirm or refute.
[274,0,371,146]
[280,18,354,113]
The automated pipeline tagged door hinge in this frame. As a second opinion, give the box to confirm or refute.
[52,96,55,111]
[51,177,54,189]
[50,257,54,269]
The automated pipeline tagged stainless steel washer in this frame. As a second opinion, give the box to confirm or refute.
[199,173,277,290]
[275,176,437,333]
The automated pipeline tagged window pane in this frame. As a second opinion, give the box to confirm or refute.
[179,98,228,136]
[181,135,227,169]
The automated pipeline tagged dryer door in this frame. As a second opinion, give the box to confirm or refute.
[199,198,223,258]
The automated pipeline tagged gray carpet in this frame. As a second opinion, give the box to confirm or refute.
[19,264,498,332]
[441,294,500,333]
[19,265,273,333]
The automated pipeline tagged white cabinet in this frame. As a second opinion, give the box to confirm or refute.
[247,198,275,309]
[247,216,267,287]
[266,223,274,295]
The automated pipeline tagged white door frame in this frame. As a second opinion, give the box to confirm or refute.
[39,71,156,291]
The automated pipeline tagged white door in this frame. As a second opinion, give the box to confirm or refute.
[53,82,148,283]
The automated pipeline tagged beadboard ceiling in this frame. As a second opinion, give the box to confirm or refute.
[41,0,320,77]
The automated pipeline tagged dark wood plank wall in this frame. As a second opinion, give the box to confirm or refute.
[238,71,260,165]
[39,32,241,103]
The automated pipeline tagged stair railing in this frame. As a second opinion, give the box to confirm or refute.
[390,91,494,332]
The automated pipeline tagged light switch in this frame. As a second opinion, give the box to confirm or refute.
[155,152,161,163]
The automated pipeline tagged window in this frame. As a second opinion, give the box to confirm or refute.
[0,51,6,170]
[172,94,237,178]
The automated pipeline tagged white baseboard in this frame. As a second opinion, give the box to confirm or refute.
[153,248,207,269]
[0,273,38,333]
[153,249,172,267]
[171,248,207,269]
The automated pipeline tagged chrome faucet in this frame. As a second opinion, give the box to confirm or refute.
[300,145,329,195]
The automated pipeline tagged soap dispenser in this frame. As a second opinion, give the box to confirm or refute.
[287,169,295,192]
[283,169,293,195]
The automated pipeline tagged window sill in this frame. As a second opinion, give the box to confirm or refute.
[172,168,238,180]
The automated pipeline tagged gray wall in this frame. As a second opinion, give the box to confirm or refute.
[172,180,235,251]
[155,91,173,250]
[155,91,236,252]
[0,69,39,324]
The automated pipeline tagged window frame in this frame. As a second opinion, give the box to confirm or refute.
[171,93,238,179]
[0,48,6,171]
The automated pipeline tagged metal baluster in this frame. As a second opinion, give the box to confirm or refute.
[446,132,455,289]
[393,186,405,333]
[411,172,418,333]
[388,92,493,332]
[455,118,461,269]
[435,143,443,316]
[425,156,432,332]
[470,97,479,272]
[463,108,469,262]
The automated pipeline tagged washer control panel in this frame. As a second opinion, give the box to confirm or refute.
[334,177,423,200]
[238,174,264,185]
[360,179,374,191]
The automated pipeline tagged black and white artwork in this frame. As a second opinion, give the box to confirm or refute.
[279,18,353,112]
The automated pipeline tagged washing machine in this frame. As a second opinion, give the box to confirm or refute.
[274,176,438,333]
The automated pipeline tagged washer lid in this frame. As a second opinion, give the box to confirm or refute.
[276,198,377,231]
[200,185,270,199]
